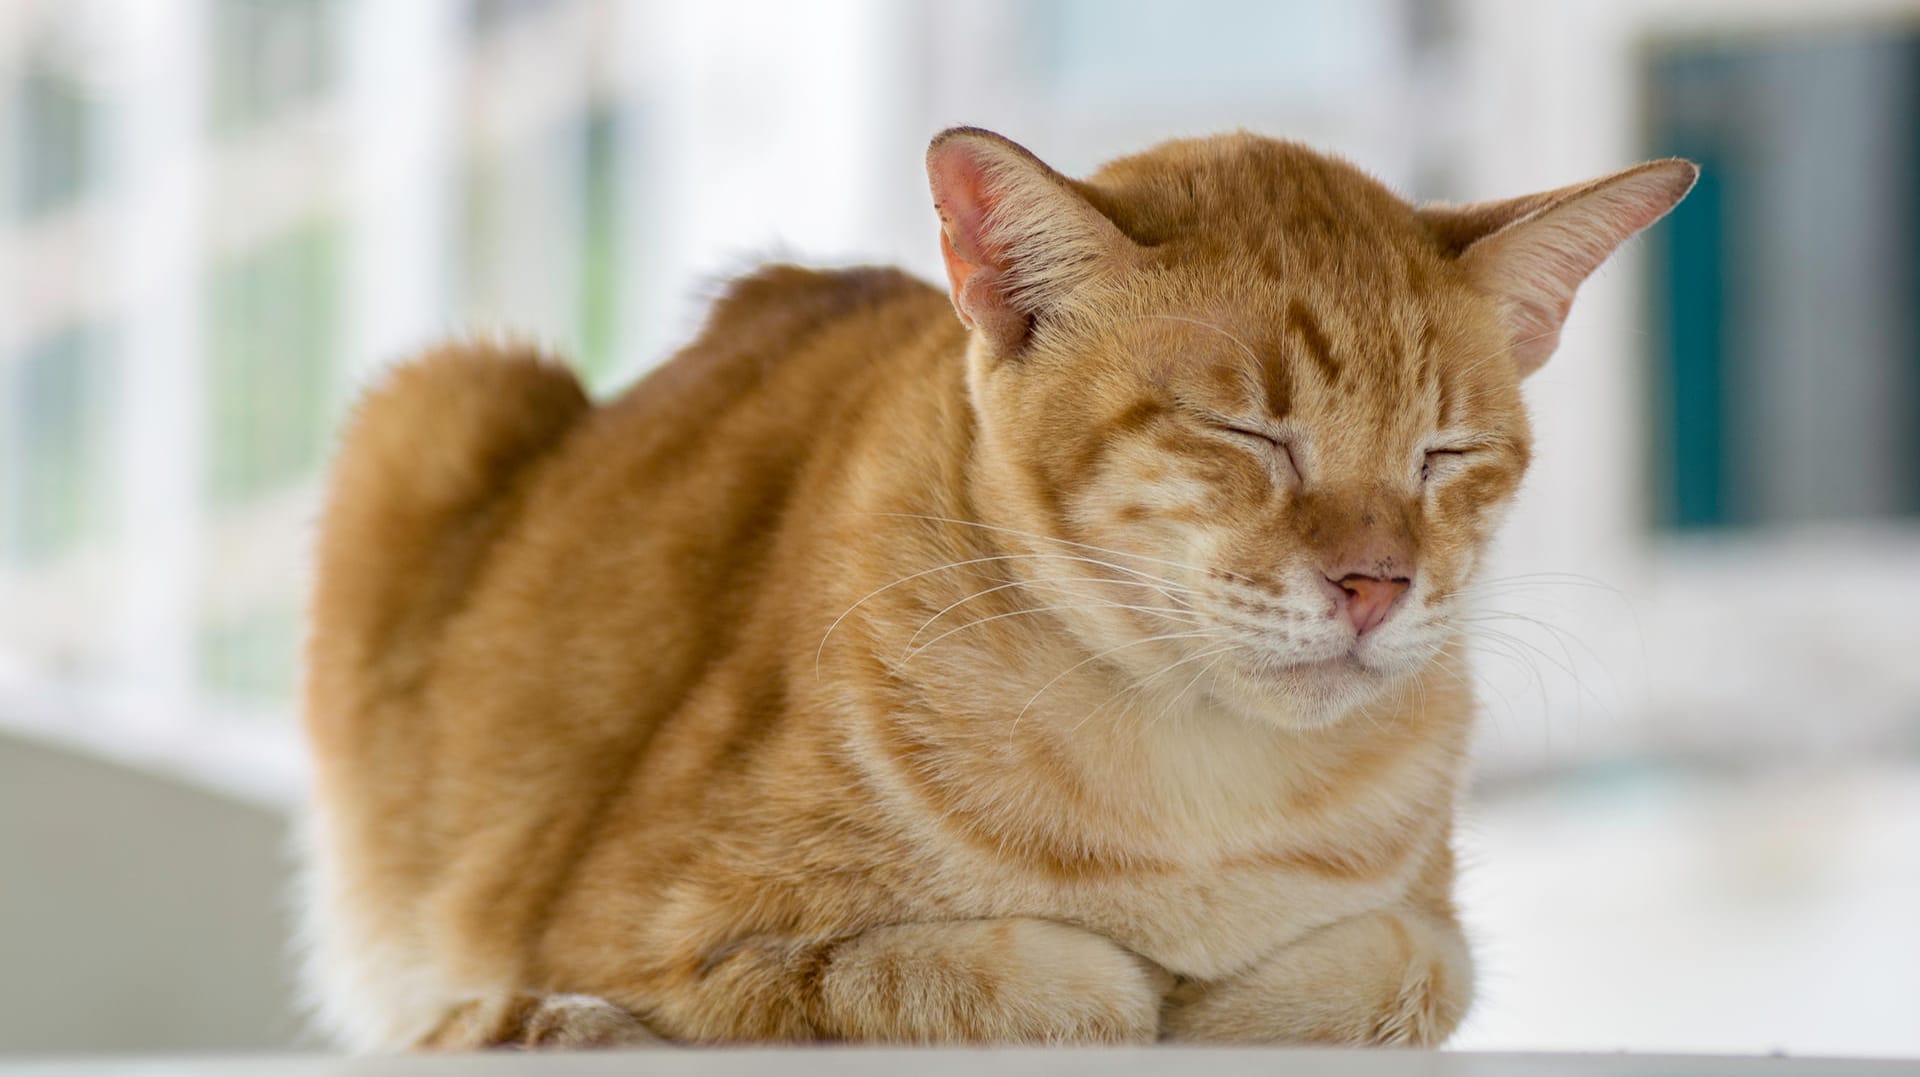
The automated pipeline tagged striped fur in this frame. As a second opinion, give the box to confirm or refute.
[300,129,1691,1049]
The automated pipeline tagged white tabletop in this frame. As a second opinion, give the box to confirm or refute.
[4,1051,1916,1076]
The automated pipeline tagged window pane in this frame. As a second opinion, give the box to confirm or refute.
[451,105,626,389]
[578,104,622,386]
[1023,0,1404,103]
[2,325,117,562]
[453,147,510,325]
[208,0,343,135]
[13,51,95,217]
[204,218,344,505]
[468,0,562,39]
[197,602,299,706]
[1648,30,1920,529]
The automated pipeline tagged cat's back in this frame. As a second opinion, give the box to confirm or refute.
[599,263,946,451]
[506,263,954,627]
[310,262,948,734]
[399,262,957,739]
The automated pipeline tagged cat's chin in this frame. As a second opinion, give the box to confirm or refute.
[1211,652,1400,733]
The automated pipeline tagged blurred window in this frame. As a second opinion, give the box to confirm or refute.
[204,217,344,505]
[208,0,344,135]
[1022,0,1403,103]
[452,103,627,389]
[1,325,116,562]
[13,52,96,218]
[468,0,562,39]
[198,601,300,706]
[578,104,622,385]
[1648,30,1920,529]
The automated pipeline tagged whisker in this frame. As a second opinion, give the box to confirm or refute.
[1456,628,1555,738]
[1119,650,1232,752]
[1461,573,1648,701]
[906,575,1198,648]
[1149,646,1231,728]
[1070,643,1238,736]
[815,550,1201,679]
[1433,640,1525,735]
[1466,607,1625,709]
[1469,570,1625,590]
[1462,617,1620,722]
[903,602,1204,664]
[1009,630,1222,745]
[862,511,1234,583]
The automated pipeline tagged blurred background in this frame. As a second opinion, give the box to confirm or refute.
[1,0,1917,1058]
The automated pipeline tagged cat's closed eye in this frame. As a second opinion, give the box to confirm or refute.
[1420,448,1470,484]
[1218,423,1301,480]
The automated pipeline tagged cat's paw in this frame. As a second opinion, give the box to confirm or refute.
[1162,909,1471,1047]
[824,917,1168,1043]
[992,919,1170,1043]
[419,993,661,1051]
[1366,944,1467,1047]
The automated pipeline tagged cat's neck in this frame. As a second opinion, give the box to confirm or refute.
[849,504,1474,850]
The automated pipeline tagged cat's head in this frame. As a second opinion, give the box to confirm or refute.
[927,127,1694,730]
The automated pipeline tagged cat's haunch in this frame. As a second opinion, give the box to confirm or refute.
[300,127,1692,1050]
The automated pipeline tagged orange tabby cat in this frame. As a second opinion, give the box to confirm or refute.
[300,127,1693,1049]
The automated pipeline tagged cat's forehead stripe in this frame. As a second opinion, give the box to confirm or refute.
[1260,342,1294,419]
[1283,300,1340,388]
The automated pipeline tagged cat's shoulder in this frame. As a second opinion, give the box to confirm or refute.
[702,263,942,342]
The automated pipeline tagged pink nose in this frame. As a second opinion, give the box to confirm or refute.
[1329,574,1409,635]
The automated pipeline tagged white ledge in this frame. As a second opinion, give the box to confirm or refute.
[4,1051,1915,1076]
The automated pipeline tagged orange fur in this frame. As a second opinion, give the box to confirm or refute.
[300,129,1692,1049]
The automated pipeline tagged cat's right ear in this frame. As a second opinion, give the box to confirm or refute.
[926,127,1137,352]
[1417,159,1697,375]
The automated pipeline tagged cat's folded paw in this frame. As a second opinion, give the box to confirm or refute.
[1161,909,1471,1047]
[824,917,1167,1044]
[1366,944,1468,1047]
[419,993,661,1051]
[992,918,1169,1044]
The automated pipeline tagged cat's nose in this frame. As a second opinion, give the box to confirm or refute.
[1324,573,1410,635]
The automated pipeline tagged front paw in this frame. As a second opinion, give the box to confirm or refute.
[823,918,1169,1043]
[419,993,661,1050]
[1162,910,1471,1047]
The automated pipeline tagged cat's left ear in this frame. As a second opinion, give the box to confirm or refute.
[926,127,1139,353]
[1417,159,1698,375]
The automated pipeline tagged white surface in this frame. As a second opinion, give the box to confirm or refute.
[1456,766,1920,1058]
[4,1050,1917,1076]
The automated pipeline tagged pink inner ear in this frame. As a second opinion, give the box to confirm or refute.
[1464,160,1697,374]
[928,145,1004,268]
[936,229,979,328]
[929,143,1013,326]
